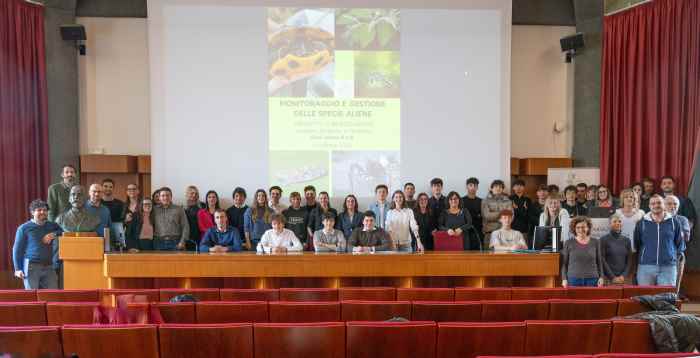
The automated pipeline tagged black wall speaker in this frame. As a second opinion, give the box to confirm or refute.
[60,25,86,41]
[560,33,584,52]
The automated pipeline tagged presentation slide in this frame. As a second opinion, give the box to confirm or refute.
[148,0,511,205]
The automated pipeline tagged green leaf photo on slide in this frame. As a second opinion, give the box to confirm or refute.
[354,51,400,98]
[336,9,400,51]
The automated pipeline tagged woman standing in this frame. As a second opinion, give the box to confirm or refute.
[414,193,435,250]
[338,194,362,239]
[439,191,479,250]
[561,216,604,287]
[614,189,645,250]
[125,198,155,252]
[197,190,221,237]
[385,191,423,252]
[594,185,617,211]
[244,189,273,250]
[600,214,633,285]
[123,183,142,238]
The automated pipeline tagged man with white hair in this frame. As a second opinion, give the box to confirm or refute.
[634,195,684,286]
[664,195,690,293]
[84,183,112,238]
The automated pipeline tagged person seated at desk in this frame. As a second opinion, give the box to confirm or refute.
[489,210,527,251]
[200,209,243,253]
[348,211,392,253]
[257,214,303,254]
[313,212,346,253]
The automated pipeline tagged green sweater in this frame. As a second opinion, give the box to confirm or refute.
[47,182,71,222]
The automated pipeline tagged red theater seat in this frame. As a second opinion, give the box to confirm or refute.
[341,300,411,321]
[566,287,622,299]
[100,289,160,304]
[158,323,254,358]
[596,354,698,358]
[454,287,511,301]
[37,289,100,302]
[412,301,482,322]
[279,288,339,301]
[346,321,437,358]
[0,301,46,326]
[269,301,340,322]
[220,288,279,301]
[397,287,454,301]
[616,299,651,316]
[437,322,526,358]
[548,299,619,320]
[511,287,568,300]
[525,320,612,355]
[0,289,36,302]
[254,322,345,358]
[481,300,549,322]
[621,285,676,298]
[196,301,268,323]
[62,324,159,358]
[339,287,396,301]
[46,302,100,325]
[150,302,196,323]
[159,288,220,302]
[608,319,655,353]
[0,326,62,357]
[477,355,593,358]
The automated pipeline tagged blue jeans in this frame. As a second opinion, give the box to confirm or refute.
[154,239,179,251]
[396,242,413,253]
[23,260,58,289]
[568,277,599,287]
[637,264,677,286]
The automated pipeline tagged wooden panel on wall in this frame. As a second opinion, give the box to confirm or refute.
[137,155,151,173]
[511,158,521,176]
[81,155,137,173]
[140,174,151,198]
[520,158,573,176]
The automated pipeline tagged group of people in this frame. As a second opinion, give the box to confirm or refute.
[11,164,695,290]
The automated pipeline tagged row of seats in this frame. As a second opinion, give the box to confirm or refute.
[0,298,660,326]
[0,319,677,358]
[0,285,676,303]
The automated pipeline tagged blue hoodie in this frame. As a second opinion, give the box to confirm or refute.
[633,212,683,266]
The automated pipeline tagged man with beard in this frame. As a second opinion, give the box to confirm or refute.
[47,165,77,222]
[13,199,63,289]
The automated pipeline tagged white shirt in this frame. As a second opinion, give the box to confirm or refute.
[256,228,303,253]
[385,208,420,246]
[268,200,288,214]
[615,208,645,251]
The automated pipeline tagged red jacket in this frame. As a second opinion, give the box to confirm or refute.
[197,208,215,235]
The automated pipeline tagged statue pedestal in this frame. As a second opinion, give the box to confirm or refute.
[59,235,107,289]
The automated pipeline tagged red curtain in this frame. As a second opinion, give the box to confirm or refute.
[0,0,49,273]
[600,0,700,195]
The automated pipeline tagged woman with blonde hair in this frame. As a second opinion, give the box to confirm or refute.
[538,197,570,242]
[614,189,645,250]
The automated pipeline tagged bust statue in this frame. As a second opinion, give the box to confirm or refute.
[56,185,102,234]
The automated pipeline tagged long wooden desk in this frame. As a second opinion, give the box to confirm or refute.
[72,251,561,290]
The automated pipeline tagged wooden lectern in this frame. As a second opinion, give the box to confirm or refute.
[59,233,108,289]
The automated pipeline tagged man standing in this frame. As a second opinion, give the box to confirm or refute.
[269,186,287,214]
[640,177,656,212]
[634,195,684,286]
[575,183,590,216]
[369,184,391,229]
[428,178,447,222]
[283,192,309,248]
[226,187,248,241]
[664,195,691,293]
[403,183,417,209]
[462,177,483,237]
[303,185,318,213]
[13,200,62,289]
[510,179,532,243]
[660,176,696,230]
[184,185,205,250]
[101,179,125,248]
[85,184,112,239]
[47,165,77,222]
[153,187,190,251]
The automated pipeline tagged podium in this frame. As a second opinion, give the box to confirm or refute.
[59,234,108,289]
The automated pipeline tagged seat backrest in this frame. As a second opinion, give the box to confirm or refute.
[150,302,196,323]
[269,301,341,323]
[481,300,549,322]
[548,299,619,320]
[412,301,482,322]
[595,354,699,358]
[436,322,526,358]
[346,321,437,358]
[100,289,160,305]
[37,289,100,302]
[279,288,339,302]
[511,287,568,300]
[254,322,345,358]
[0,326,62,357]
[396,288,454,301]
[339,287,396,301]
[608,319,655,353]
[621,285,676,299]
[158,323,253,358]
[195,301,268,323]
[0,289,37,302]
[0,301,47,326]
[62,324,159,358]
[454,287,511,301]
[159,288,221,302]
[220,288,279,301]
[341,300,411,321]
[616,299,650,316]
[46,302,100,325]
[566,287,622,300]
[525,320,612,355]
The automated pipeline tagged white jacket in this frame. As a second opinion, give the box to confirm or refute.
[385,208,420,246]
